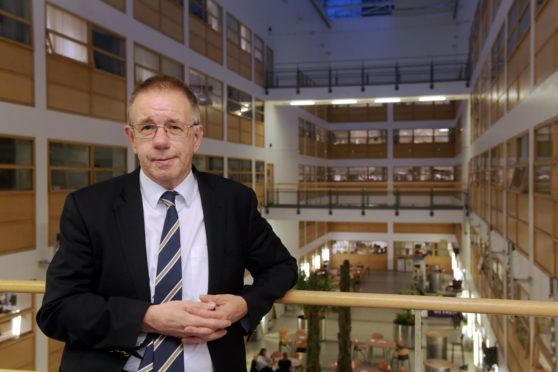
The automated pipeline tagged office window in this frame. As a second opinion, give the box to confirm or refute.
[193,154,224,176]
[368,130,386,144]
[189,0,223,64]
[227,157,252,187]
[45,5,127,120]
[0,0,31,45]
[349,130,367,145]
[254,34,264,86]
[369,167,387,181]
[227,86,252,118]
[413,128,433,144]
[535,124,552,161]
[190,69,223,140]
[394,129,413,144]
[0,136,33,190]
[348,167,368,181]
[329,167,348,182]
[134,44,184,84]
[226,12,251,80]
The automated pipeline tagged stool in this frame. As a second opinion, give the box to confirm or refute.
[378,361,391,372]
[391,348,411,372]
[352,338,368,361]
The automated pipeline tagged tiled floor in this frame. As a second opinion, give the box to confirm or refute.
[246,270,474,371]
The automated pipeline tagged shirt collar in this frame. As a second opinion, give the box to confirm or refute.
[139,169,198,209]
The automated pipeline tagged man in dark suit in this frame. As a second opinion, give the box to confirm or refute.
[37,75,298,372]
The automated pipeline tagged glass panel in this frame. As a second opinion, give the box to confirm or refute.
[368,130,385,144]
[192,154,207,170]
[0,0,30,19]
[534,165,551,194]
[51,169,90,190]
[50,143,89,167]
[189,0,204,20]
[255,161,264,172]
[46,5,87,43]
[134,45,159,70]
[535,125,552,160]
[92,26,124,57]
[329,167,347,181]
[207,77,222,96]
[415,166,432,181]
[396,129,413,143]
[241,159,252,171]
[93,147,126,168]
[228,158,240,171]
[161,58,183,80]
[432,167,454,181]
[95,170,126,183]
[518,134,529,163]
[0,15,30,44]
[348,167,367,181]
[94,51,125,76]
[519,8,530,38]
[209,156,223,170]
[0,169,32,190]
[0,138,32,165]
[394,167,412,181]
[190,69,206,95]
[135,66,156,84]
[434,128,451,143]
[369,167,386,181]
[332,131,349,144]
[414,128,433,143]
[349,130,367,144]
[47,33,88,63]
[331,240,348,254]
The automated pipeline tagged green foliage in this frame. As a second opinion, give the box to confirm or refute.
[307,272,322,372]
[337,260,352,372]
[393,309,415,326]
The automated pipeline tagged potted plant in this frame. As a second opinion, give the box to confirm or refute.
[393,309,415,349]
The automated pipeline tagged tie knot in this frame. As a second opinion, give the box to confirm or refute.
[161,191,177,207]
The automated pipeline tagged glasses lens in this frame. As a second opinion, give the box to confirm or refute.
[136,124,156,138]
[167,124,186,137]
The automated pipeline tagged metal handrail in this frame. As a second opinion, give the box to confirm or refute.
[1,280,558,318]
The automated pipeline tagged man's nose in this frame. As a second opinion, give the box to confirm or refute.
[152,126,171,146]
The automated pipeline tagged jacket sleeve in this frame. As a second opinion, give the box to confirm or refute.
[238,189,298,332]
[36,193,150,350]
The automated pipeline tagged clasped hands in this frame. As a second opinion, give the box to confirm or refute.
[141,294,247,344]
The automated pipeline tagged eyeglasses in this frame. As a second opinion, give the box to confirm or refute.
[130,122,200,139]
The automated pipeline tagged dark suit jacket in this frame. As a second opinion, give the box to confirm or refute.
[37,168,298,372]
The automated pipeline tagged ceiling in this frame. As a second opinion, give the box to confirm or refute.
[321,0,459,20]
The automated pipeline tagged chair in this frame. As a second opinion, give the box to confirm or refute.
[378,360,391,372]
[278,327,289,352]
[391,347,411,372]
[352,338,368,361]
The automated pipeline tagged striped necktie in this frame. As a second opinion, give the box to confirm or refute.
[138,191,184,372]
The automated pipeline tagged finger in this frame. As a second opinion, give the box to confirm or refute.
[181,336,206,344]
[199,294,221,303]
[184,325,223,337]
[187,306,229,320]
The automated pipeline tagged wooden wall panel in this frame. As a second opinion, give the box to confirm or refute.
[0,41,33,76]
[0,193,34,222]
[101,0,125,11]
[534,196,554,234]
[48,84,90,115]
[0,333,35,370]
[393,143,413,158]
[227,113,240,143]
[207,29,223,64]
[134,0,160,30]
[507,216,517,243]
[328,222,387,233]
[517,193,529,222]
[91,71,126,100]
[91,95,126,121]
[161,18,183,42]
[0,71,33,105]
[0,220,35,254]
[424,255,452,272]
[49,192,69,244]
[535,230,555,276]
[189,16,207,55]
[47,56,89,90]
[393,223,455,234]
[517,220,529,254]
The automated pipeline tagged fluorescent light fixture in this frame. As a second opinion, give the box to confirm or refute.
[290,100,315,106]
[374,97,401,103]
[418,95,446,102]
[332,99,357,105]
[438,128,449,132]
[240,107,249,113]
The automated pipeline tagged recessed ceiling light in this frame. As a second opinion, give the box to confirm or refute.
[374,97,401,103]
[332,99,357,105]
[418,95,447,102]
[290,100,316,106]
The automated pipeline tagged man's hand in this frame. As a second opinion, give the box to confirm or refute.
[140,300,231,343]
[197,294,248,323]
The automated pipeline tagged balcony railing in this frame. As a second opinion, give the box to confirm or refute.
[265,182,467,215]
[265,54,470,92]
[1,279,557,372]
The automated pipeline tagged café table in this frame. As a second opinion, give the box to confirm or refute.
[365,337,396,361]
[424,358,453,372]
[284,332,307,353]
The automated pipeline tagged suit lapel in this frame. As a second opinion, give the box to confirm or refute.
[195,169,225,294]
[114,169,150,300]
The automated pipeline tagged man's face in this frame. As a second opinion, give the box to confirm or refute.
[125,89,203,190]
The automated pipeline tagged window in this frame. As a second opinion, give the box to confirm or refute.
[135,44,184,84]
[227,157,252,186]
[189,0,223,63]
[255,98,265,147]
[0,136,33,190]
[46,5,126,77]
[331,131,349,144]
[226,12,251,79]
[329,167,348,182]
[394,129,413,144]
[227,86,252,118]
[0,0,31,45]
[193,154,224,176]
[190,69,224,140]
[507,0,530,56]
[349,130,367,145]
[369,167,387,181]
[535,124,552,160]
[491,26,505,80]
[413,128,434,144]
[49,141,127,190]
[134,0,184,42]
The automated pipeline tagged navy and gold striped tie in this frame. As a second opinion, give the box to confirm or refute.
[139,191,184,372]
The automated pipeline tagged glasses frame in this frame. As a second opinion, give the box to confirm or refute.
[129,122,200,139]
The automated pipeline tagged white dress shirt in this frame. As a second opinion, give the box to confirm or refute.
[123,169,213,372]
